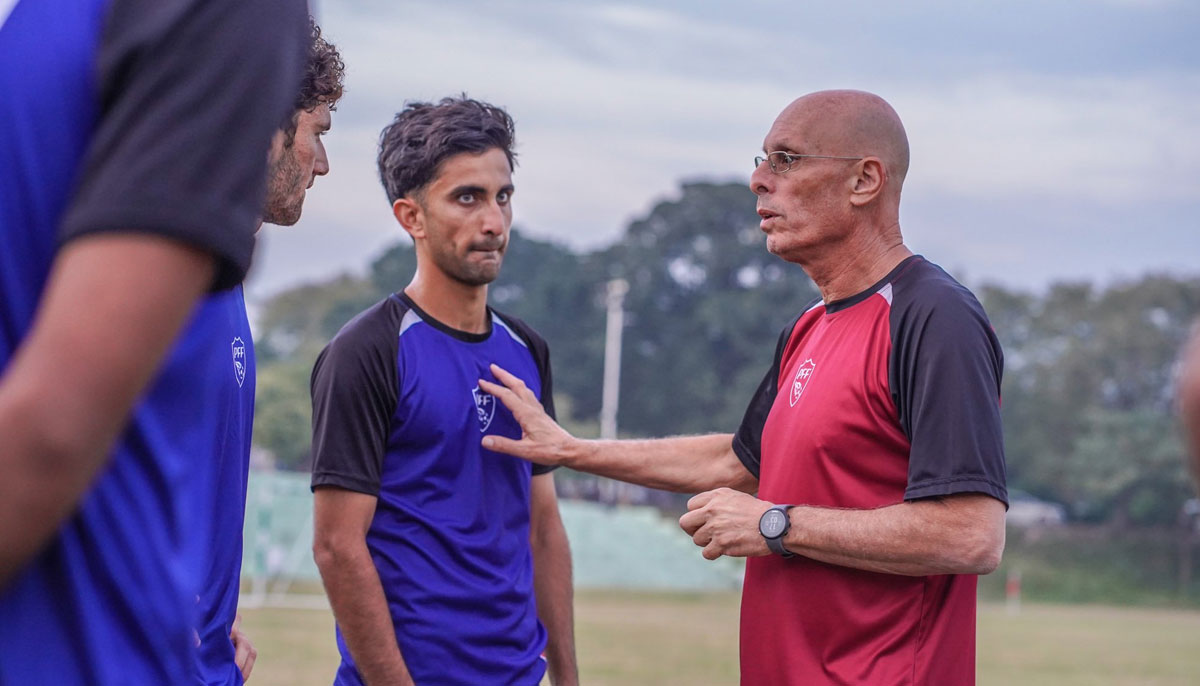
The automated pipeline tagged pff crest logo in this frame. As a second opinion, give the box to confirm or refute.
[788,359,816,407]
[231,337,246,388]
[473,387,496,432]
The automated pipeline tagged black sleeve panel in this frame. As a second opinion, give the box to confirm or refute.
[732,310,807,480]
[310,299,404,496]
[889,265,1008,506]
[493,310,558,476]
[60,0,308,291]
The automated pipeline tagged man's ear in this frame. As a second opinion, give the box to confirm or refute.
[849,157,887,207]
[393,197,424,240]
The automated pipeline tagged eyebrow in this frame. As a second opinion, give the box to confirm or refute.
[763,142,800,154]
[448,184,515,196]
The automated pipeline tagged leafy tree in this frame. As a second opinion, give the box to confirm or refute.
[248,178,1200,532]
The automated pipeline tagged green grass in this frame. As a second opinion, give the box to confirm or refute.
[239,592,1200,686]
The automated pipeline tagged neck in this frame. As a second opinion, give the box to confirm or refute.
[403,268,490,334]
[800,220,912,304]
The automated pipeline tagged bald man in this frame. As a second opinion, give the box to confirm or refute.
[480,90,1008,686]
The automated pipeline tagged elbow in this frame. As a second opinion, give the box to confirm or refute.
[312,531,361,572]
[961,525,1005,575]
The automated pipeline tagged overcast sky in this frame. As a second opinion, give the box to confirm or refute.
[246,0,1200,303]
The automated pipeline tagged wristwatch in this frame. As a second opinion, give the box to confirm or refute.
[759,504,794,558]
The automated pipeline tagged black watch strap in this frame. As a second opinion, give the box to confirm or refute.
[761,505,794,558]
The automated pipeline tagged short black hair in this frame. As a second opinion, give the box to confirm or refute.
[377,95,516,203]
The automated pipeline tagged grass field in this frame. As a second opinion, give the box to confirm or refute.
[241,591,1200,685]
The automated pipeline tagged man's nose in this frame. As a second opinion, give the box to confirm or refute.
[750,159,772,196]
[314,145,330,177]
[481,200,507,234]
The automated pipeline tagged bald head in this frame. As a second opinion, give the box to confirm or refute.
[776,90,910,193]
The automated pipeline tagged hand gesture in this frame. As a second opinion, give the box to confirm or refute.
[679,488,775,560]
[479,364,578,466]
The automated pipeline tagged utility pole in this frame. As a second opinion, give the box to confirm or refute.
[599,278,628,440]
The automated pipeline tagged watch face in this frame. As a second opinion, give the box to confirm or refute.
[761,509,787,538]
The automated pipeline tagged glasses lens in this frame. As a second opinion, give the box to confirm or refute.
[768,152,792,173]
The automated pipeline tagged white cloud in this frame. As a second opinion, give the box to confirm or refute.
[900,74,1200,203]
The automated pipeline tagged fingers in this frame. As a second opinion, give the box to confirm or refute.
[488,364,540,402]
[489,363,525,392]
[678,509,703,536]
[481,434,523,455]
[241,644,257,681]
[477,378,524,412]
[233,628,257,681]
[687,489,718,511]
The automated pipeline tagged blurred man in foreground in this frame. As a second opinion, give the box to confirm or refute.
[192,18,344,686]
[482,90,1007,686]
[0,0,306,683]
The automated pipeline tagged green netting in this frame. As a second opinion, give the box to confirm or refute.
[241,471,743,594]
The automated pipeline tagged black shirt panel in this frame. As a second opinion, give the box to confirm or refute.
[59,0,308,290]
[310,296,563,492]
[887,260,1009,506]
[491,309,558,476]
[732,308,810,480]
[310,297,405,497]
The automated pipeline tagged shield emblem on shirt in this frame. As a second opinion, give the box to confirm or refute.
[231,337,246,388]
[473,387,496,432]
[789,358,816,407]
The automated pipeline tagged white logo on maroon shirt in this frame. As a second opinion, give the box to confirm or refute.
[789,359,816,407]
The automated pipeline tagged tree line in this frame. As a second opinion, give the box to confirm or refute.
[254,181,1199,529]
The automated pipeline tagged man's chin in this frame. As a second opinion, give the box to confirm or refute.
[456,265,501,287]
[261,205,303,227]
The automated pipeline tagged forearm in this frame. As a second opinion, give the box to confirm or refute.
[0,377,111,584]
[0,235,212,585]
[566,433,754,493]
[316,543,412,685]
[783,495,1006,576]
[532,511,577,685]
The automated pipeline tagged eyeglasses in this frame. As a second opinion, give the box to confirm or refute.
[754,151,864,174]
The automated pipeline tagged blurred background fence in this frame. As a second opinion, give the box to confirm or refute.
[242,470,1200,609]
[241,471,744,609]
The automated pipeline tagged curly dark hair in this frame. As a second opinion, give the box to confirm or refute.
[281,16,345,145]
[377,95,516,203]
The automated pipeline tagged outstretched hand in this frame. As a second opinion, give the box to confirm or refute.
[479,364,578,466]
[679,488,775,560]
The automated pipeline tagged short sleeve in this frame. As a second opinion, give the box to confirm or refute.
[59,0,308,290]
[493,311,558,476]
[890,281,1008,505]
[310,304,402,496]
[732,313,802,479]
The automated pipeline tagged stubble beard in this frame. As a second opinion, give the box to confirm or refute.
[262,145,305,226]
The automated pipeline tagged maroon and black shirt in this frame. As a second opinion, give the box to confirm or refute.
[733,255,1007,686]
